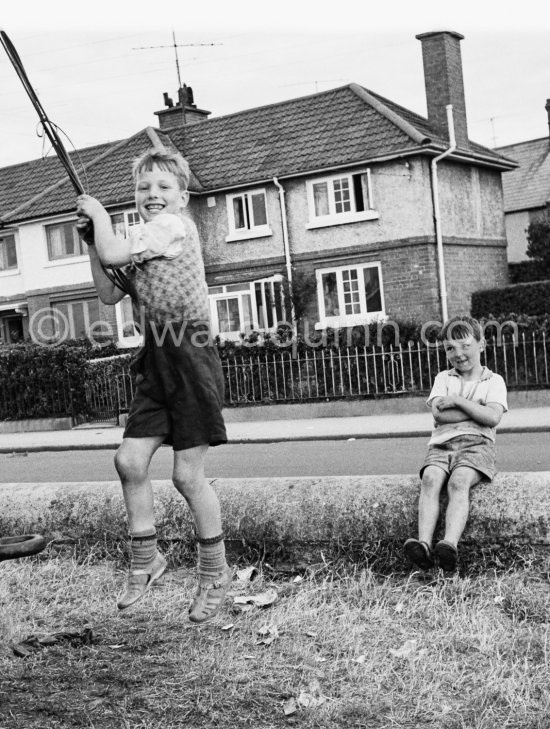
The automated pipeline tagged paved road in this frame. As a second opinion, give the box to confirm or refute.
[1,433,549,482]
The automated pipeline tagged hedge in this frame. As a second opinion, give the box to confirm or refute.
[471,280,550,319]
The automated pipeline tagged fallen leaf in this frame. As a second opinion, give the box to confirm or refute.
[305,631,317,638]
[353,654,367,664]
[221,624,235,631]
[283,697,297,716]
[233,588,278,608]
[256,624,279,646]
[389,639,418,659]
[235,566,258,584]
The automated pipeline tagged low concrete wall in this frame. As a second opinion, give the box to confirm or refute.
[2,474,550,566]
[0,417,73,434]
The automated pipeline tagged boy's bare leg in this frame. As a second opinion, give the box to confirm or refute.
[172,445,232,623]
[114,435,166,609]
[418,466,448,545]
[172,445,222,536]
[443,466,482,546]
[115,435,165,532]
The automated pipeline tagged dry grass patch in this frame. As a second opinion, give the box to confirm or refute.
[1,549,550,728]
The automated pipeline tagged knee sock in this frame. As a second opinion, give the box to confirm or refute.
[129,528,158,570]
[197,533,226,583]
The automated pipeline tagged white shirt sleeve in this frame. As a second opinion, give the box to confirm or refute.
[128,213,187,264]
[426,371,449,407]
[484,373,508,412]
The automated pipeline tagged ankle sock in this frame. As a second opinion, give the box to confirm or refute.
[197,533,226,584]
[129,528,158,571]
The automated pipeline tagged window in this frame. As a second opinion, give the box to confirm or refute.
[46,222,87,260]
[110,210,140,239]
[209,276,285,339]
[115,296,143,348]
[306,170,378,229]
[226,189,272,241]
[316,263,384,328]
[0,234,17,271]
[51,298,101,341]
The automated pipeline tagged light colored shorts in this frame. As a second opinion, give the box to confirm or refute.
[420,434,496,482]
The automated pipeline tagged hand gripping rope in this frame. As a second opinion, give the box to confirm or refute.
[0,30,129,293]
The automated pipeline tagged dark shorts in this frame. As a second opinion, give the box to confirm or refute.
[420,434,496,482]
[123,322,227,451]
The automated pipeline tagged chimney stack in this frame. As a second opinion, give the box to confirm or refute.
[546,99,550,140]
[416,31,468,147]
[154,85,211,131]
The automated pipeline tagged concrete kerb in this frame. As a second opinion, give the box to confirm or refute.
[2,474,550,567]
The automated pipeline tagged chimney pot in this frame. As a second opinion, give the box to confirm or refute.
[154,87,211,130]
[545,98,550,139]
[416,30,469,147]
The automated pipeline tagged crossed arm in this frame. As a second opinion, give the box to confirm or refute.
[432,395,504,428]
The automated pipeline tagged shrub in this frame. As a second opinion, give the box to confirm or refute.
[471,280,550,319]
[0,342,90,420]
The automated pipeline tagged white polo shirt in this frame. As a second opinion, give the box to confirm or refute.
[427,367,508,445]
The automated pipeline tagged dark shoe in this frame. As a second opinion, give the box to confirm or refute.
[435,540,458,572]
[404,538,434,570]
[117,551,167,610]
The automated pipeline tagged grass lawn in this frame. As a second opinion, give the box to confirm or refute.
[1,547,550,729]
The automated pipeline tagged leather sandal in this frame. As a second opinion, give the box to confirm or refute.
[404,538,435,570]
[188,564,234,624]
[435,540,458,572]
[117,551,167,610]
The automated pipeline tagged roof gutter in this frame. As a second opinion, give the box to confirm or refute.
[273,176,295,327]
[431,104,456,323]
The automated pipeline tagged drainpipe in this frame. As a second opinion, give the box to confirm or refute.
[431,104,456,323]
[273,177,296,328]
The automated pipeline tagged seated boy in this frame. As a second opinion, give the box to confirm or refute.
[404,315,508,572]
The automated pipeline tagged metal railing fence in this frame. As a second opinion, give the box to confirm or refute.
[1,333,547,422]
[81,332,548,419]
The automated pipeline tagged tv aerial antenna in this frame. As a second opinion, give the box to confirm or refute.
[133,31,221,91]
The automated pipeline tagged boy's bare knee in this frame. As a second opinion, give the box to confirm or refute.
[447,469,476,494]
[114,444,147,482]
[421,467,446,492]
[172,472,203,498]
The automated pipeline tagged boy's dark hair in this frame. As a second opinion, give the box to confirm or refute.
[439,315,483,342]
[132,148,190,190]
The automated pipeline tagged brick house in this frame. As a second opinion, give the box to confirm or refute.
[496,99,550,262]
[0,30,515,346]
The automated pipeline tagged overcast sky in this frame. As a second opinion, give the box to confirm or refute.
[1,0,549,170]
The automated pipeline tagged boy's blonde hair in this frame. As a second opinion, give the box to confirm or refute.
[440,315,483,343]
[132,148,190,191]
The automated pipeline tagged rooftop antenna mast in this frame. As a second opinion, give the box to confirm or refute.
[133,32,221,125]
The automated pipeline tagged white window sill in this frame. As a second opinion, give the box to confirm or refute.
[315,312,386,330]
[0,268,20,277]
[44,255,89,268]
[225,227,273,243]
[306,210,379,230]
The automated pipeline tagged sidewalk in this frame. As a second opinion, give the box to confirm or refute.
[0,407,548,453]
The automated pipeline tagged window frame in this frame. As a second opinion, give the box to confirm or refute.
[315,261,385,329]
[0,232,19,273]
[208,275,285,340]
[50,297,102,341]
[110,209,141,239]
[306,169,378,229]
[225,188,273,242]
[45,221,87,261]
